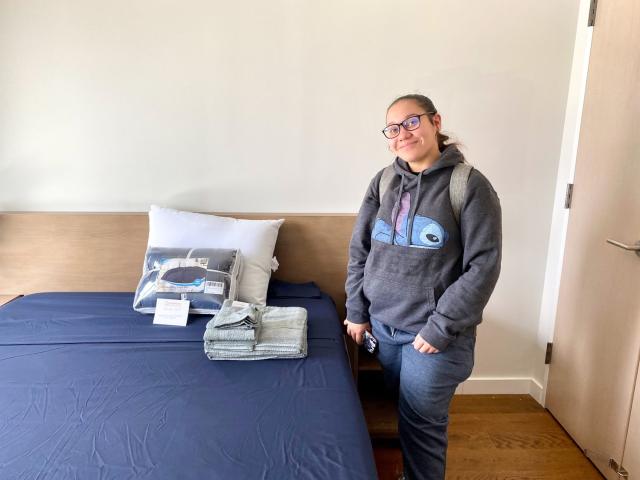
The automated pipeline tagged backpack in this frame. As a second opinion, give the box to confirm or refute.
[378,162,473,226]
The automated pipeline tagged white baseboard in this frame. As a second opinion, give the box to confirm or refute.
[455,377,545,406]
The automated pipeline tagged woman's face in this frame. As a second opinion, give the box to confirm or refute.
[385,99,441,170]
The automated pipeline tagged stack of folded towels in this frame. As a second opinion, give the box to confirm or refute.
[203,299,307,360]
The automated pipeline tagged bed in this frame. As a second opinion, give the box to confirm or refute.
[0,212,376,480]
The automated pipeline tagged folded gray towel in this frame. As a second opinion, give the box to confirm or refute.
[204,327,257,342]
[204,340,255,352]
[212,300,259,330]
[205,331,307,360]
[205,350,307,360]
[252,306,306,352]
[203,300,260,346]
[204,305,307,361]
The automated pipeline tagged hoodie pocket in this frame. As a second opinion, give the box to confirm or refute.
[363,272,436,323]
[363,241,439,324]
[366,239,444,283]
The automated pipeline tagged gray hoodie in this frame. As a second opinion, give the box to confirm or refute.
[345,145,501,351]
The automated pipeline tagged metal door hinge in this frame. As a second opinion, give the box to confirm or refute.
[609,458,629,478]
[588,0,598,27]
[564,183,574,209]
[545,343,553,364]
[584,450,628,478]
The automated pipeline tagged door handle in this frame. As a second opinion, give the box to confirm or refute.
[606,239,640,257]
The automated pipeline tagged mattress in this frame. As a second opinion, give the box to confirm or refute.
[0,286,377,480]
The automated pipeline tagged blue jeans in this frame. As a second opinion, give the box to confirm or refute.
[370,319,475,480]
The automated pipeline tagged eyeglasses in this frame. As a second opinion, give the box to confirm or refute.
[381,113,434,139]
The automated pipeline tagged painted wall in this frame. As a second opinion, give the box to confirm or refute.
[0,0,582,394]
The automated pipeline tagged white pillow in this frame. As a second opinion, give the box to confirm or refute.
[148,205,284,305]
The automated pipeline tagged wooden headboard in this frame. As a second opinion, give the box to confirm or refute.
[0,213,356,318]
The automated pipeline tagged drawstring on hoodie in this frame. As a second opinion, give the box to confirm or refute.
[390,174,404,245]
[406,170,424,246]
[390,166,426,246]
[387,145,462,246]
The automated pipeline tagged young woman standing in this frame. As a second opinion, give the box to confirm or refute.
[344,94,502,480]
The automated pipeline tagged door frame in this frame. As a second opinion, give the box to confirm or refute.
[535,0,594,406]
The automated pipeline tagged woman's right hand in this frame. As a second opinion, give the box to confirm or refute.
[343,319,371,345]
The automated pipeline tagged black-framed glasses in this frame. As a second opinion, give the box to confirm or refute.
[381,113,434,139]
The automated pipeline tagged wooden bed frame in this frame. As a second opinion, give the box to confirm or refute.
[0,212,356,319]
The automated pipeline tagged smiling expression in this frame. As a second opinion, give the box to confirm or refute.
[386,99,442,172]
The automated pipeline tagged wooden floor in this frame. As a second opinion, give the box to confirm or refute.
[371,395,604,480]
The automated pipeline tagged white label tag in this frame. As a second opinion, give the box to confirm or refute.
[153,299,190,326]
[231,300,250,308]
[204,281,225,295]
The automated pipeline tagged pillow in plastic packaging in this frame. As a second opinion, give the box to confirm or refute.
[133,247,242,315]
[148,205,283,305]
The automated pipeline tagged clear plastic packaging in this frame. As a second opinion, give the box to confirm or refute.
[133,247,242,315]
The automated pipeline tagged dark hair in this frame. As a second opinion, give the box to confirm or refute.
[387,94,457,151]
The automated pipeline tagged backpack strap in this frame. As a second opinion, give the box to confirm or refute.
[377,165,395,203]
[450,162,473,226]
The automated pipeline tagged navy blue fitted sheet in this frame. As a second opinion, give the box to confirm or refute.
[0,292,376,480]
[0,292,343,345]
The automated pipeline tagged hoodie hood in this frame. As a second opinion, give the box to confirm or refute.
[393,144,466,183]
[389,145,466,245]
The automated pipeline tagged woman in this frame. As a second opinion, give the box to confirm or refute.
[344,94,501,480]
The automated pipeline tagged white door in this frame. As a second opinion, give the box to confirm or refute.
[545,0,640,478]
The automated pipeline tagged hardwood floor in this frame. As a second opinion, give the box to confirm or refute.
[370,395,604,480]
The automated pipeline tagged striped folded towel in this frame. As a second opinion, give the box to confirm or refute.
[203,300,261,349]
[211,300,259,330]
[204,305,307,361]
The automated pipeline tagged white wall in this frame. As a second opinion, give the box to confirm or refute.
[0,0,582,394]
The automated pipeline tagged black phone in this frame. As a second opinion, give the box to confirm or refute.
[363,331,378,354]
